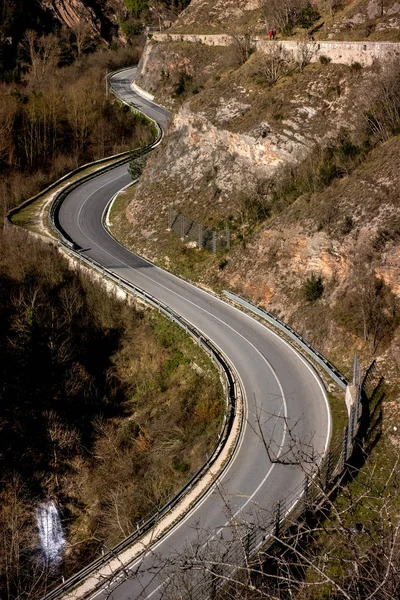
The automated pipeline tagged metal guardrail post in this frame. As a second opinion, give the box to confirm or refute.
[274,501,282,538]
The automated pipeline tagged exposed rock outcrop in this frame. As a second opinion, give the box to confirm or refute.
[40,0,127,41]
[171,0,263,32]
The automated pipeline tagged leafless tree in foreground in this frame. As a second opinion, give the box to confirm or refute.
[152,370,395,600]
[154,451,399,600]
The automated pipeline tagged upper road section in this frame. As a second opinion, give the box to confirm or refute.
[109,67,171,128]
[57,69,331,599]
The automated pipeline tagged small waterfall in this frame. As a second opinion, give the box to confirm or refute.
[36,500,66,566]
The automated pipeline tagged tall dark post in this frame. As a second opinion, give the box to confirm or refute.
[181,213,185,238]
[274,501,281,538]
[226,226,230,250]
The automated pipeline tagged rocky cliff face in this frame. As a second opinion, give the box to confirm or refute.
[40,0,127,40]
[171,0,400,40]
[133,41,370,225]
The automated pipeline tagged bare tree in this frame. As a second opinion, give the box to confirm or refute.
[228,27,255,65]
[21,30,60,90]
[365,60,400,142]
[254,43,294,86]
[261,0,308,31]
[0,475,48,599]
[145,433,399,600]
[71,22,94,61]
[0,91,17,167]
[44,411,80,490]
[296,40,316,70]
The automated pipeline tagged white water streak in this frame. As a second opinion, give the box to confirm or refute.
[36,500,66,565]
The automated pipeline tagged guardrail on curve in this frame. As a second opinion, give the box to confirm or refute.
[9,66,355,600]
[224,291,348,390]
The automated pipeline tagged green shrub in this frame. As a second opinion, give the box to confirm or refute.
[123,0,148,17]
[160,69,169,81]
[281,23,293,36]
[351,61,362,72]
[318,161,341,187]
[128,154,147,180]
[319,55,331,64]
[119,19,142,37]
[341,215,355,235]
[298,3,321,28]
[303,273,324,302]
[174,72,192,96]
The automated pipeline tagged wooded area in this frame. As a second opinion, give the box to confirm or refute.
[0,40,155,217]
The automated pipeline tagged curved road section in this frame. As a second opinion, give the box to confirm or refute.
[57,68,331,599]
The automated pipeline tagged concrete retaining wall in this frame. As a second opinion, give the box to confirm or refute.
[151,33,400,66]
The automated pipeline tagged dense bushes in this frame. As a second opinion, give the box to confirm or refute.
[303,272,324,301]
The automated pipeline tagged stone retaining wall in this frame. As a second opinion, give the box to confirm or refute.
[151,33,400,66]
[257,39,400,66]
[152,32,232,46]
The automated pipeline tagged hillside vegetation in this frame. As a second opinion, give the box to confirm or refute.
[0,42,155,219]
[2,0,400,597]
[0,0,189,83]
[0,0,194,216]
[0,3,224,597]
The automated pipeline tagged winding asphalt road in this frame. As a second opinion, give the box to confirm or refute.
[57,68,331,599]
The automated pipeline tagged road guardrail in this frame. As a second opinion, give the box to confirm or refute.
[224,291,348,390]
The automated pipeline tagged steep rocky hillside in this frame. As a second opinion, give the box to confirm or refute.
[322,0,400,40]
[113,33,400,393]
[170,0,400,40]
[169,0,263,33]
[134,46,371,224]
